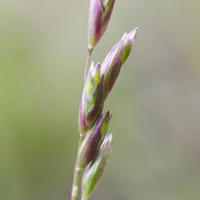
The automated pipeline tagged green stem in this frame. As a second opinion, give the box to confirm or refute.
[71,134,85,200]
[71,164,81,200]
[84,49,93,82]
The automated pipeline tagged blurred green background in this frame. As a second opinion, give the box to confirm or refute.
[1,0,200,200]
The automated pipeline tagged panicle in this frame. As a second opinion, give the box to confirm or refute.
[81,134,113,200]
[88,0,116,51]
[76,111,111,170]
[100,28,138,99]
[72,0,138,199]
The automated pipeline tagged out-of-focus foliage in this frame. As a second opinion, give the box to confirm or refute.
[0,1,200,200]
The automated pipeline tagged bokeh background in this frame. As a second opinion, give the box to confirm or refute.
[1,0,200,200]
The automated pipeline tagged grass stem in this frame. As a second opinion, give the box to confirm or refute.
[71,134,85,200]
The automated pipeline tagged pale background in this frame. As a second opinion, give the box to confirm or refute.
[1,1,200,200]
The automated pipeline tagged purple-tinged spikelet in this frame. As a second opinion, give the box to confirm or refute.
[81,133,113,199]
[88,0,115,51]
[79,62,105,135]
[101,28,138,99]
[77,111,111,169]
